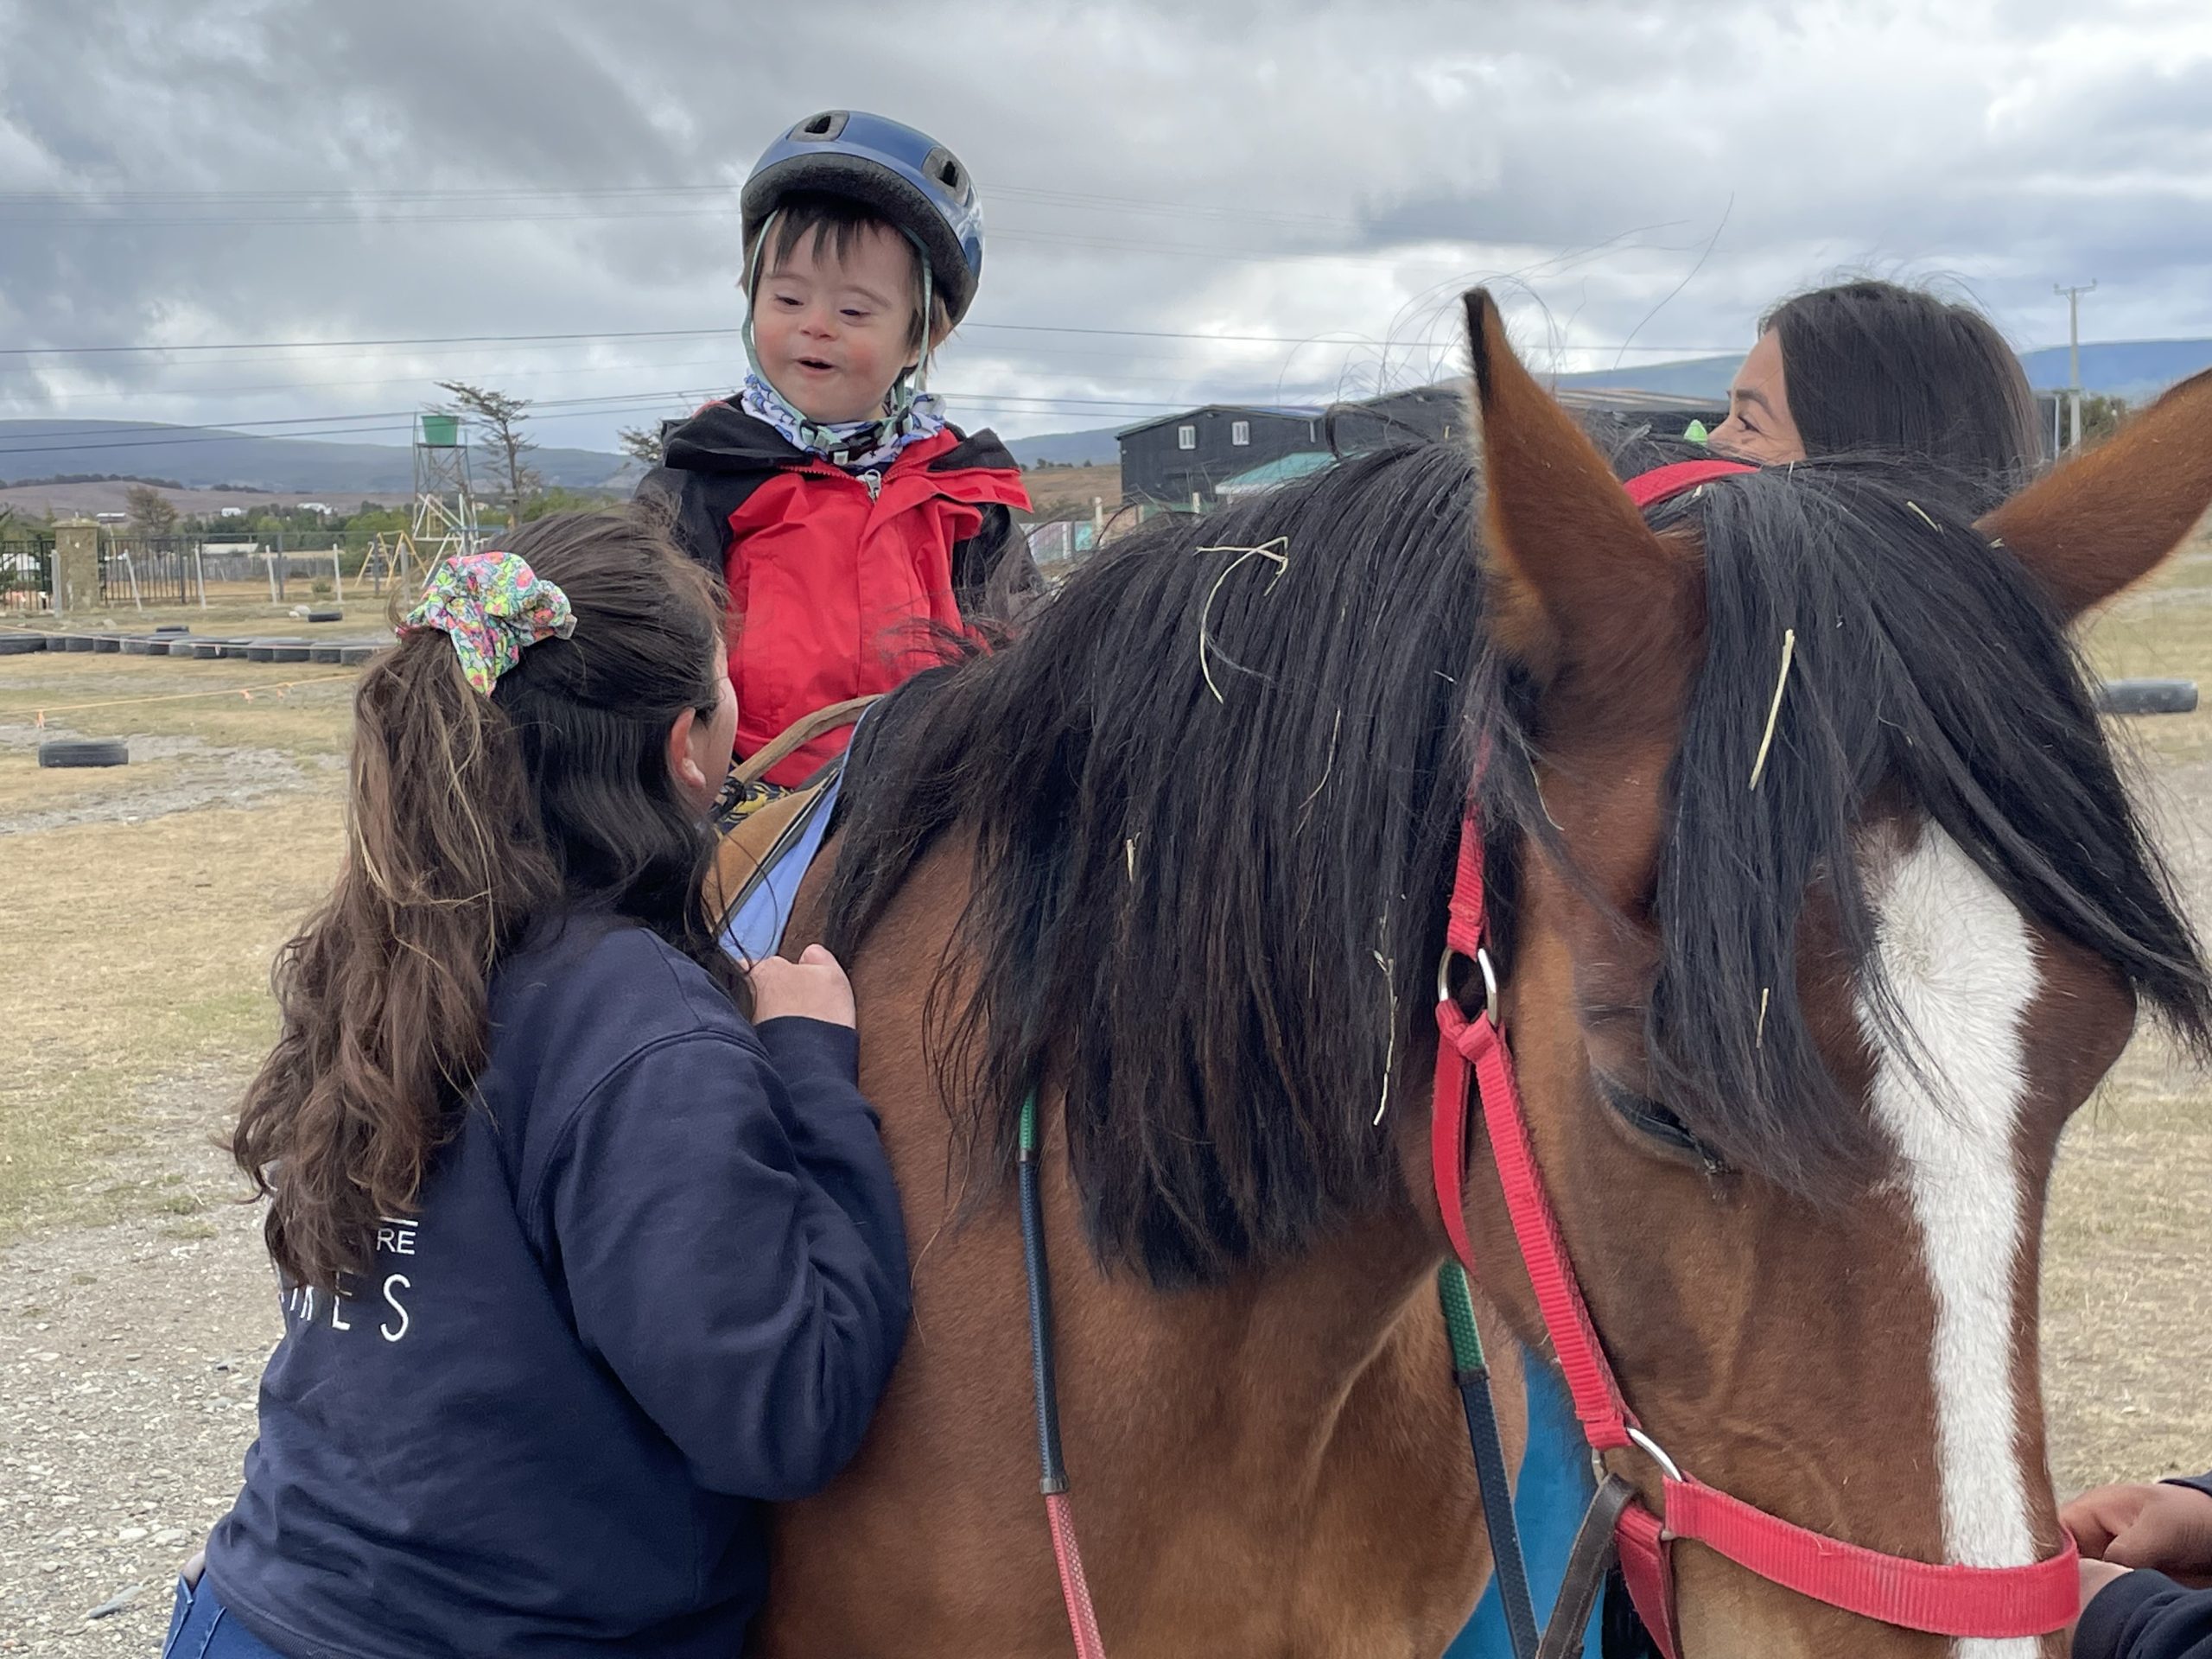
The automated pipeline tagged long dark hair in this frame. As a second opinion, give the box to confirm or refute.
[1763,280,2042,505]
[826,447,1488,1286]
[823,441,2209,1284]
[233,508,742,1289]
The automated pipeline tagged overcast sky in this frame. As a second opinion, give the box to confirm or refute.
[1,0,2209,454]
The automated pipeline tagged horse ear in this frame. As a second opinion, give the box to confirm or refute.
[1979,366,2212,620]
[1463,289,1699,706]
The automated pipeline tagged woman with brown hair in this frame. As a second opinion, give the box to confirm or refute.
[170,510,910,1657]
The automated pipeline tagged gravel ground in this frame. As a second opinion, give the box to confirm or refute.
[0,726,334,837]
[1,1069,276,1656]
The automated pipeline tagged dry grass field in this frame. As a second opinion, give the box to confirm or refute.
[0,531,2208,1649]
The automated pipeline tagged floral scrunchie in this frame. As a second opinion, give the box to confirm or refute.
[401,551,575,694]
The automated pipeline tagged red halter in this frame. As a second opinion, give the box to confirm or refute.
[1430,459,2080,1653]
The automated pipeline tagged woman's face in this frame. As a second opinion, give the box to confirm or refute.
[1709,330,1807,464]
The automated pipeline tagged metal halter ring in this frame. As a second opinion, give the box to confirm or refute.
[1592,1427,1688,1535]
[1625,1426,1685,1483]
[1437,946,1502,1027]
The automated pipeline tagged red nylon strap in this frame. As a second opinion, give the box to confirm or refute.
[1430,1028,1479,1274]
[1661,1478,2082,1639]
[1614,1503,1681,1659]
[1430,811,2080,1640]
[1439,999,1636,1451]
[1620,458,1756,509]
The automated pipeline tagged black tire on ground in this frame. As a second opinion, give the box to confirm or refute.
[60,634,97,652]
[308,645,343,664]
[304,609,344,624]
[122,638,156,655]
[191,641,226,659]
[0,633,48,655]
[153,625,190,635]
[219,643,253,658]
[338,645,380,666]
[2098,678,2199,716]
[38,738,129,768]
[92,635,123,653]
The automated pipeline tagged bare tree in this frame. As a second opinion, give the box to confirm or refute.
[125,484,179,537]
[438,381,543,512]
[616,424,666,469]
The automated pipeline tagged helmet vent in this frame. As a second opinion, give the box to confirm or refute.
[793,111,848,141]
[920,145,971,204]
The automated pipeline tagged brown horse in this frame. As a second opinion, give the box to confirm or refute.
[753,293,2212,1658]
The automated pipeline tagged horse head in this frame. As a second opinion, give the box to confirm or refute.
[1461,286,2212,1658]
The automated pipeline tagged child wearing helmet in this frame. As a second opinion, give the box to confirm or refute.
[638,111,1039,804]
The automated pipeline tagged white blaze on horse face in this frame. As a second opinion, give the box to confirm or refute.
[1859,826,2041,1659]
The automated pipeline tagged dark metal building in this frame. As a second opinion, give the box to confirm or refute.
[1121,383,1730,515]
[1117,404,1322,507]
[1325,382,1727,453]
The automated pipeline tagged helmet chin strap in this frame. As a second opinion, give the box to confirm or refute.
[740,211,937,461]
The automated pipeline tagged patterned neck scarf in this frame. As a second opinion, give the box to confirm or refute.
[738,372,947,473]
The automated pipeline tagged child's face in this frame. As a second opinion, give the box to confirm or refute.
[752,223,923,426]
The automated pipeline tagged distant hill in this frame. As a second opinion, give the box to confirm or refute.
[2017,340,2212,400]
[1000,426,1124,467]
[1548,356,1739,401]
[0,420,630,494]
[1545,338,2212,406]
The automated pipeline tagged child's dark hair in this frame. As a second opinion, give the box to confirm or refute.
[746,189,952,356]
[232,507,745,1290]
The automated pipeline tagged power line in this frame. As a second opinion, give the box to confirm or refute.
[0,178,1363,232]
[0,382,1298,461]
[0,321,1743,359]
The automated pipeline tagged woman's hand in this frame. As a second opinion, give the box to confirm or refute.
[2064,1481,2212,1587]
[747,944,857,1029]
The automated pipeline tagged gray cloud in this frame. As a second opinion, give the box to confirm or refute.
[0,0,2206,453]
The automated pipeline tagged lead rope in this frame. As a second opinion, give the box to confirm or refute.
[1019,1093,1109,1659]
[1440,1260,1542,1659]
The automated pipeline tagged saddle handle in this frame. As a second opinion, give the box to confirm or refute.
[733,696,880,790]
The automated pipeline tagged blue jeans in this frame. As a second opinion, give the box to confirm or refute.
[162,1574,289,1659]
[1446,1351,1604,1659]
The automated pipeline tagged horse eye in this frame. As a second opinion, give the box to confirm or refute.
[1592,1074,1730,1175]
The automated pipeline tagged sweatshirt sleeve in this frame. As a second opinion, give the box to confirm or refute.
[541,1021,910,1501]
[2075,1573,2212,1659]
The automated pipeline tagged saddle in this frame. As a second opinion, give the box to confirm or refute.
[708,696,876,961]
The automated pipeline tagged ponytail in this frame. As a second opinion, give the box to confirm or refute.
[233,509,738,1289]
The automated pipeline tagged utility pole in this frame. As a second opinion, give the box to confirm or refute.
[2055,281,2096,450]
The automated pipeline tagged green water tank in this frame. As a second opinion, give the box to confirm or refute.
[420,413,461,447]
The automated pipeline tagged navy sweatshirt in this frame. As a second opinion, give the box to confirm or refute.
[2076,1476,2212,1659]
[204,918,911,1658]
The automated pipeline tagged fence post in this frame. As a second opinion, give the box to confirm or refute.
[52,519,99,616]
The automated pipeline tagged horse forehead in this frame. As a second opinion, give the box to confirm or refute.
[1859,822,2041,1036]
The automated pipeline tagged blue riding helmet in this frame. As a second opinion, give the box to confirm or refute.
[742,111,985,326]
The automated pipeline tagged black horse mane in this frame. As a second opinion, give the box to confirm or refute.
[823,434,2212,1287]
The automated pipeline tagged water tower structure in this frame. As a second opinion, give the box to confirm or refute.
[409,410,480,565]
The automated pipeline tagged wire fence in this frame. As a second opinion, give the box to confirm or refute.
[2,535,55,613]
